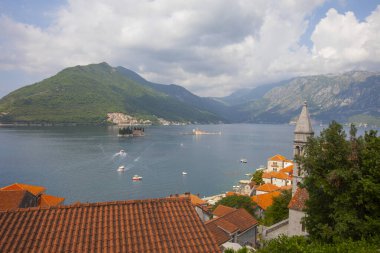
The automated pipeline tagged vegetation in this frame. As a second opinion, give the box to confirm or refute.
[213,195,256,217]
[0,63,222,124]
[258,235,380,253]
[299,121,380,242]
[224,246,255,253]
[251,170,264,185]
[263,190,291,226]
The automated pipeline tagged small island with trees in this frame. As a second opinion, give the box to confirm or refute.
[118,126,145,137]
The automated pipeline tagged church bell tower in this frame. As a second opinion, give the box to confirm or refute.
[292,101,314,195]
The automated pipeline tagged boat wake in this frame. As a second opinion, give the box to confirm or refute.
[113,150,127,158]
[134,156,140,162]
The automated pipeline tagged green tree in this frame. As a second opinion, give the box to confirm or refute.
[251,170,264,185]
[299,121,380,242]
[263,190,291,226]
[257,235,380,253]
[214,195,256,217]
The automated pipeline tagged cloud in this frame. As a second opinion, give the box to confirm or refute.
[310,6,380,72]
[0,0,379,97]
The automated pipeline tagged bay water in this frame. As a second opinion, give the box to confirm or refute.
[0,124,320,203]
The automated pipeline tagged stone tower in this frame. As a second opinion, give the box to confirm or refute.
[292,101,314,195]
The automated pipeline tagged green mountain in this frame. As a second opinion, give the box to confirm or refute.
[1,63,379,125]
[233,71,380,124]
[0,63,223,124]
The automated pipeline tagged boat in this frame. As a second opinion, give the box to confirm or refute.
[117,166,125,172]
[245,173,251,176]
[132,175,143,181]
[192,129,221,135]
[182,171,188,175]
[240,159,247,163]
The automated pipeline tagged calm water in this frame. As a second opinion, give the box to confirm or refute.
[1,123,368,204]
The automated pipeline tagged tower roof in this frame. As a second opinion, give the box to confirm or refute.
[294,101,314,134]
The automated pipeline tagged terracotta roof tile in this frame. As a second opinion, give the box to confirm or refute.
[212,205,236,217]
[171,193,206,206]
[0,197,220,253]
[281,165,294,174]
[251,191,281,210]
[279,185,292,191]
[0,190,36,210]
[38,195,65,207]
[268,154,287,161]
[256,183,280,192]
[205,208,258,246]
[288,187,309,211]
[1,183,46,196]
[262,171,292,180]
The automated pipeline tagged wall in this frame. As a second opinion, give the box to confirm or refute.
[288,209,308,236]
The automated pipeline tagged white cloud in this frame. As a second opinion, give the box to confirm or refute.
[1,0,379,97]
[310,6,380,72]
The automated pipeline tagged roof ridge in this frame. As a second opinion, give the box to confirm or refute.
[0,197,191,213]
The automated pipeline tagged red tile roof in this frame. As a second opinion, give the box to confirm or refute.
[262,171,292,180]
[0,190,35,210]
[171,193,206,206]
[1,183,46,196]
[205,208,258,246]
[38,194,65,207]
[279,185,292,191]
[0,197,220,253]
[251,191,281,210]
[256,183,280,193]
[268,154,287,161]
[281,165,294,174]
[288,187,309,211]
[213,204,236,217]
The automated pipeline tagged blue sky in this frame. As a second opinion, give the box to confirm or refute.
[1,0,380,97]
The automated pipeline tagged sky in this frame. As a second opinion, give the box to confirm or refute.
[1,0,380,98]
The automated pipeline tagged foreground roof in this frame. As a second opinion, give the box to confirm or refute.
[1,183,46,196]
[205,208,258,245]
[0,197,220,253]
[252,191,281,210]
[288,187,309,211]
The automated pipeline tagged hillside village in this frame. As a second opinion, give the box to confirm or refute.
[0,102,316,252]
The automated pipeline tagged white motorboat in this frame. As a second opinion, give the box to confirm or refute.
[240,159,247,163]
[132,175,143,181]
[117,166,125,172]
[182,171,188,175]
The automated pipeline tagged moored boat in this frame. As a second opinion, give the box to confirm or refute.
[132,175,143,181]
[117,166,125,172]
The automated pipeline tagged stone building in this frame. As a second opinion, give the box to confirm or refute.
[288,101,313,236]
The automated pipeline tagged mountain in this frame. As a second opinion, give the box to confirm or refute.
[115,66,234,121]
[235,71,380,124]
[0,63,224,124]
[0,63,379,125]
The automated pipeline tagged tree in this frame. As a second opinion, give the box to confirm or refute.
[251,170,264,185]
[214,195,256,217]
[263,190,291,226]
[299,121,380,242]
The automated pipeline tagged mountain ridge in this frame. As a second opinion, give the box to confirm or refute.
[0,63,379,125]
